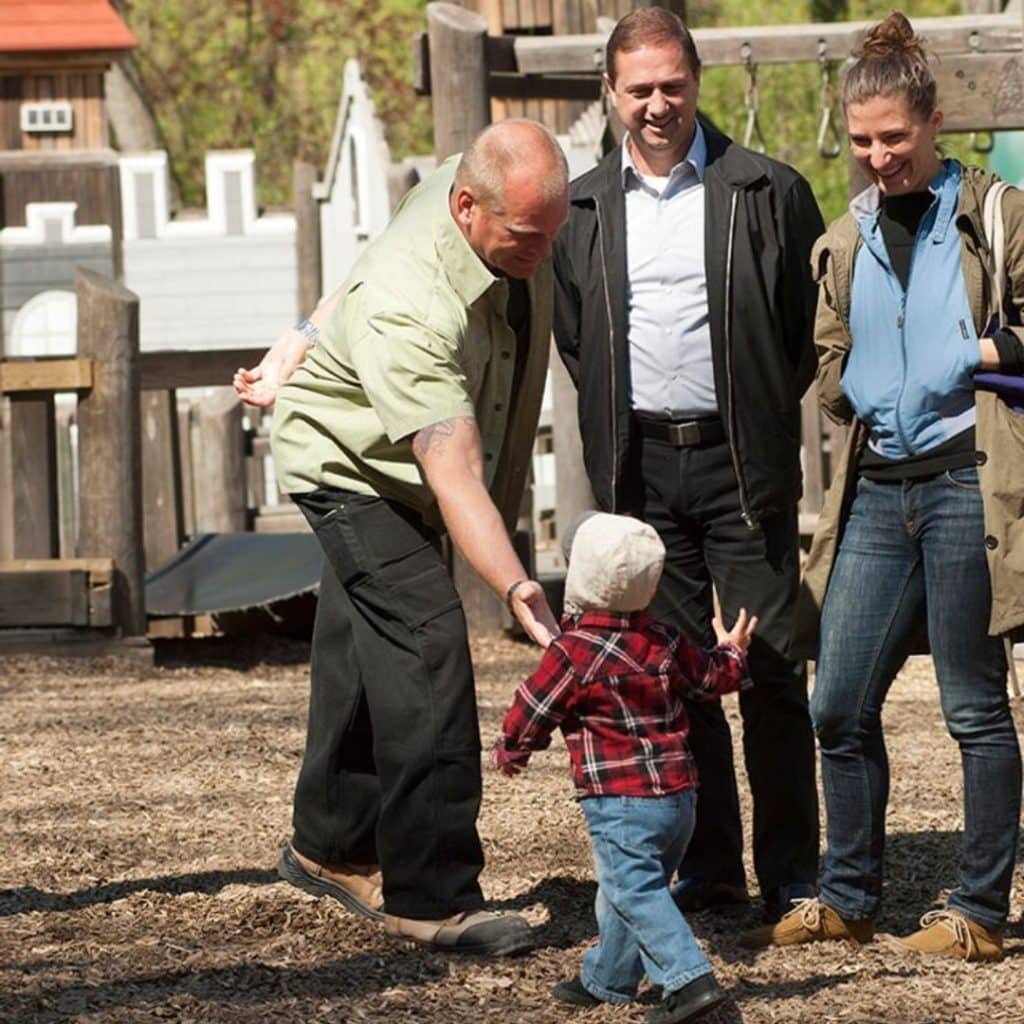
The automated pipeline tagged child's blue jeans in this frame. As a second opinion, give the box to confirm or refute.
[580,791,713,1003]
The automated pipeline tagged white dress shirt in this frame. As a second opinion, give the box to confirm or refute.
[623,123,717,418]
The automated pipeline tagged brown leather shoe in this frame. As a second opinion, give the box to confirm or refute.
[740,897,874,949]
[890,909,1003,962]
[384,908,535,956]
[277,843,384,921]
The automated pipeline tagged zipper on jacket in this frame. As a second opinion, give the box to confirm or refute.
[722,191,756,529]
[594,198,618,512]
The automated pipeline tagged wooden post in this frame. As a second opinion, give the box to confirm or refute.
[550,341,594,570]
[293,160,322,316]
[427,3,491,162]
[75,269,147,637]
[194,388,247,534]
[0,397,12,559]
[140,389,185,570]
[10,394,59,558]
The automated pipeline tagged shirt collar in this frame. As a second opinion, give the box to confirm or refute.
[621,121,707,190]
[434,187,502,309]
[561,609,655,632]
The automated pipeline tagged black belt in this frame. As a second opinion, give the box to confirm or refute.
[636,415,725,448]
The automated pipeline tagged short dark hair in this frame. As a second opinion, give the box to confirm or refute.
[605,8,701,82]
[842,11,936,120]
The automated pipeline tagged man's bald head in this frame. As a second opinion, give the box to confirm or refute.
[450,120,569,279]
[453,119,569,211]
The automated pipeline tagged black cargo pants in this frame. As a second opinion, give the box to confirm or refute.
[291,488,485,921]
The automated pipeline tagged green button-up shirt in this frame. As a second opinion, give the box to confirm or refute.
[271,156,551,531]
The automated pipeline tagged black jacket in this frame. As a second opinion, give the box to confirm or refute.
[552,121,823,524]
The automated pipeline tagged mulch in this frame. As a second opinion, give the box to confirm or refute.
[2,635,1023,1023]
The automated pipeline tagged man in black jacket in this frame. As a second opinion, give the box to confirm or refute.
[552,8,822,923]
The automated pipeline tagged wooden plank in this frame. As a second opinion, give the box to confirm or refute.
[140,390,184,571]
[427,3,491,161]
[177,399,196,539]
[799,384,825,518]
[934,52,1024,131]
[139,348,266,390]
[0,569,89,626]
[0,358,94,394]
[75,269,147,637]
[10,394,58,559]
[499,13,1020,74]
[0,557,113,574]
[194,388,247,533]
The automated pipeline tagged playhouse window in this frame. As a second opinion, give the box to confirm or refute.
[21,101,74,134]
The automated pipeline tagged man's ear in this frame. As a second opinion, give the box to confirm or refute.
[602,73,614,98]
[452,186,475,229]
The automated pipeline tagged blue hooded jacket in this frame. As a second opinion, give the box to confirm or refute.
[842,160,981,457]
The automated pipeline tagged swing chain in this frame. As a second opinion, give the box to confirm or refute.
[816,39,842,160]
[741,43,767,154]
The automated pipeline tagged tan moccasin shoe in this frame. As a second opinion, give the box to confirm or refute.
[384,908,534,956]
[740,897,875,949]
[277,843,384,921]
[890,909,1003,962]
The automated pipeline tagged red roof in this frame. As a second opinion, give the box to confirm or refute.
[0,0,136,53]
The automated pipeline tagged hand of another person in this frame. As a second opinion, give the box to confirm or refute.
[712,607,759,653]
[509,580,559,648]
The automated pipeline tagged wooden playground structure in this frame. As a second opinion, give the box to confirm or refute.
[3,2,1024,652]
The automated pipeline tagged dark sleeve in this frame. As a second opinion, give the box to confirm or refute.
[780,175,826,399]
[552,225,582,387]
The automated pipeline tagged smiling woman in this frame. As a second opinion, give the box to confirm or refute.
[747,10,1024,964]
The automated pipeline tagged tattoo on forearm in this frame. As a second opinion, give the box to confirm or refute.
[412,416,474,460]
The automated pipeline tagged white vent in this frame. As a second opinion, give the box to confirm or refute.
[21,101,74,134]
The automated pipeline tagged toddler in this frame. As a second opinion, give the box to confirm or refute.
[492,512,756,1024]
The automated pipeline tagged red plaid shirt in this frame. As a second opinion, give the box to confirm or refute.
[494,610,751,798]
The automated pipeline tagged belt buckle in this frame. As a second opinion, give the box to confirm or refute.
[668,421,700,447]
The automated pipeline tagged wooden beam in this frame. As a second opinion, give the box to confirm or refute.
[934,52,1024,131]
[0,569,91,627]
[0,358,93,395]
[416,13,1022,93]
[0,557,114,574]
[139,348,266,390]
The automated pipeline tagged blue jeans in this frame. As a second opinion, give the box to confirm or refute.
[580,791,712,1003]
[812,468,1021,930]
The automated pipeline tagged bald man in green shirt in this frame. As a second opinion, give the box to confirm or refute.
[235,120,568,956]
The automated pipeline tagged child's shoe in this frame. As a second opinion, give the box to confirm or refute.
[645,973,724,1024]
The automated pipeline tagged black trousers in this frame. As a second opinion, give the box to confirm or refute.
[639,436,819,899]
[291,489,485,920]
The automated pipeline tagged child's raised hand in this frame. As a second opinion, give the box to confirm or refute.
[712,607,759,653]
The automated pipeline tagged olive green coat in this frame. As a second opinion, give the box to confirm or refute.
[794,166,1024,657]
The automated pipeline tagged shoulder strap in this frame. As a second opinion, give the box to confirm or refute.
[983,179,1012,327]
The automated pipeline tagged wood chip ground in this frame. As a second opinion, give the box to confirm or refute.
[2,636,1022,1023]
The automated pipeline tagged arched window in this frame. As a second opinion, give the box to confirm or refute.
[8,289,77,357]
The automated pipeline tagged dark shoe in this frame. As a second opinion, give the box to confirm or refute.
[762,881,817,923]
[277,843,384,921]
[384,908,535,956]
[646,973,725,1024]
[740,897,874,949]
[553,976,602,1008]
[672,877,748,914]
